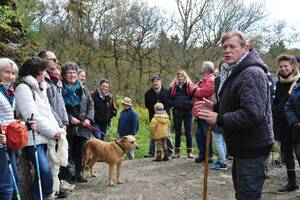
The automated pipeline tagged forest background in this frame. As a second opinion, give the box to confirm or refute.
[1,0,300,103]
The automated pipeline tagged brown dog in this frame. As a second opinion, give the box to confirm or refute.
[82,135,139,186]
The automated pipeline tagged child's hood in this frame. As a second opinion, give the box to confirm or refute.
[154,114,169,125]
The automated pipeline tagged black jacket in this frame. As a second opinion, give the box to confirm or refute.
[273,81,293,141]
[216,48,274,158]
[91,89,117,124]
[145,86,170,121]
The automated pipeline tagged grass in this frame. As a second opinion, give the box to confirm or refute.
[107,103,201,159]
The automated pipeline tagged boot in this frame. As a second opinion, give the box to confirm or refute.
[278,170,299,192]
[162,150,169,161]
[173,148,180,158]
[153,150,162,162]
[187,149,194,158]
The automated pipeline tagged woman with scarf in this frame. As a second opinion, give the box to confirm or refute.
[273,54,300,192]
[61,62,94,183]
[168,70,195,158]
[0,58,19,200]
[91,79,117,140]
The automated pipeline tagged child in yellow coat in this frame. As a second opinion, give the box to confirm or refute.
[149,103,170,161]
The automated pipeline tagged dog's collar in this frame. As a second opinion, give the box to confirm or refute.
[115,139,126,153]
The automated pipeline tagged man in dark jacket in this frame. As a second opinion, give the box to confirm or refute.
[91,79,117,140]
[198,31,274,200]
[144,76,174,158]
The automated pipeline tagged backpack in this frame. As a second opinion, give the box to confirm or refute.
[1,120,28,151]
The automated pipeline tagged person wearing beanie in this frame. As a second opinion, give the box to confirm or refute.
[144,75,174,158]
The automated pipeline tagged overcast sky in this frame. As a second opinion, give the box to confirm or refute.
[146,0,300,33]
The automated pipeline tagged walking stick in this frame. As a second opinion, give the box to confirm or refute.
[30,113,43,200]
[202,125,212,200]
[0,122,21,200]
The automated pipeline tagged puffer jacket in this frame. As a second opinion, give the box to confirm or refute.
[286,79,300,128]
[149,112,170,140]
[192,73,215,118]
[215,48,274,158]
[15,75,59,146]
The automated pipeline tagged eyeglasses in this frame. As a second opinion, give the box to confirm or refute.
[48,58,58,63]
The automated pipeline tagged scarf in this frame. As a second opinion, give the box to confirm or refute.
[278,71,300,94]
[0,84,15,107]
[97,88,108,99]
[48,71,61,84]
[62,80,82,107]
[217,52,249,97]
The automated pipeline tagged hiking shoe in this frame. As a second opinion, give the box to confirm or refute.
[77,175,88,183]
[211,161,228,170]
[56,189,69,198]
[144,154,154,158]
[195,157,204,163]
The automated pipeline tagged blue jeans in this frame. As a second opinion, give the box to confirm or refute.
[173,111,193,151]
[195,119,213,159]
[93,122,108,140]
[148,129,174,155]
[23,144,53,200]
[0,147,18,200]
[215,132,227,164]
[232,155,269,200]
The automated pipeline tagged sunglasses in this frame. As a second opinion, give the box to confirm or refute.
[48,58,58,63]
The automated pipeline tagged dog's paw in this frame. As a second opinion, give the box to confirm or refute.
[117,180,124,184]
[108,183,115,187]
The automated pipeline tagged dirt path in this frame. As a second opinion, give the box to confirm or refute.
[67,157,300,200]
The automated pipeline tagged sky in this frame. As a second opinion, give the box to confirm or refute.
[146,0,300,47]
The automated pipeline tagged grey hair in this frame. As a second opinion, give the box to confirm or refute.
[0,58,18,75]
[77,68,85,76]
[202,61,214,73]
[61,62,79,76]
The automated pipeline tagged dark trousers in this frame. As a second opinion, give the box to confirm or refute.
[93,122,108,140]
[195,119,213,160]
[69,135,87,177]
[173,111,193,150]
[282,137,300,173]
[232,155,269,200]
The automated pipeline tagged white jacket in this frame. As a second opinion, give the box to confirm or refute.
[15,75,60,146]
[0,92,15,125]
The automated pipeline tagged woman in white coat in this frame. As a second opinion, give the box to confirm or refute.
[15,57,61,200]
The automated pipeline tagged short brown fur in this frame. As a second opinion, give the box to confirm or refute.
[82,135,139,186]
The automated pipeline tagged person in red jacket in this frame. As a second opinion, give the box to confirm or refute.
[192,61,215,163]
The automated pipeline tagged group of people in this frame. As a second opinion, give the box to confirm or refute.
[0,51,139,200]
[1,30,300,200]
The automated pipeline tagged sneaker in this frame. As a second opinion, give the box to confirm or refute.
[60,180,76,192]
[211,161,228,170]
[208,158,214,164]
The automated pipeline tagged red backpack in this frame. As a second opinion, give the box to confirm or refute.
[1,120,28,151]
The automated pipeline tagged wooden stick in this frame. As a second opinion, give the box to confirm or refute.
[203,125,212,200]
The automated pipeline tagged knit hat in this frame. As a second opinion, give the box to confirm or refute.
[121,97,132,106]
[151,75,161,82]
[154,102,164,111]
